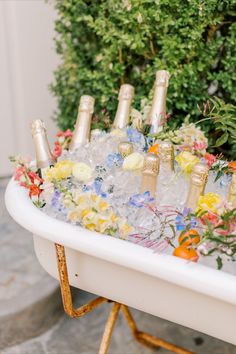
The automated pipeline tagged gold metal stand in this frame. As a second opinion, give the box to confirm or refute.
[55,244,194,354]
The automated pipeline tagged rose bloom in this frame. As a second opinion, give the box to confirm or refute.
[204,153,217,168]
[200,211,219,226]
[72,163,93,182]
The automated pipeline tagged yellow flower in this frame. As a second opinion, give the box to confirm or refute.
[175,151,200,174]
[72,163,93,182]
[45,160,75,181]
[110,129,127,138]
[123,152,144,171]
[197,193,222,214]
[119,220,134,239]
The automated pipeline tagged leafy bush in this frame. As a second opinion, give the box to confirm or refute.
[51,0,236,157]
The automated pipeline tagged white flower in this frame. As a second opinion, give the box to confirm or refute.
[72,163,93,182]
[123,152,144,171]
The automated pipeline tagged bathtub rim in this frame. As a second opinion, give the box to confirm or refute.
[5,178,236,307]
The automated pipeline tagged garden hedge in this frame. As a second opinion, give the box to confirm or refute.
[51,0,236,156]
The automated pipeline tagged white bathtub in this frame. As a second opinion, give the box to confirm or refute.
[5,179,236,345]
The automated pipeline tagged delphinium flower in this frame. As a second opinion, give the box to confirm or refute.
[105,153,123,169]
[129,191,155,208]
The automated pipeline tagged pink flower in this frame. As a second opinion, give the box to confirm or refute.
[53,141,62,158]
[200,211,219,227]
[204,153,217,167]
[193,141,207,151]
[56,131,64,137]
[63,129,73,138]
[14,166,26,181]
[27,171,44,185]
[215,222,236,236]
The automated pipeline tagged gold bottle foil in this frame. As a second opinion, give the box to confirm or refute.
[148,70,170,134]
[185,163,209,210]
[70,95,95,150]
[158,141,174,172]
[228,173,236,207]
[31,119,56,169]
[118,141,134,158]
[112,84,135,129]
[140,153,160,198]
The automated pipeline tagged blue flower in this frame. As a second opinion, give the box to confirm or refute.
[83,180,107,198]
[129,191,155,208]
[126,127,142,144]
[106,153,123,168]
[51,190,65,213]
[51,190,61,208]
[175,207,197,231]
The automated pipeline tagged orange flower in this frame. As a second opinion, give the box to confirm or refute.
[204,153,216,167]
[29,184,42,197]
[148,143,158,155]
[228,161,236,173]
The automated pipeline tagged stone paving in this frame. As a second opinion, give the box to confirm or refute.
[1,177,236,354]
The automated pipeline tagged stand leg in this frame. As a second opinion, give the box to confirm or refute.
[98,303,121,354]
[55,244,195,354]
[122,305,194,354]
[55,244,107,317]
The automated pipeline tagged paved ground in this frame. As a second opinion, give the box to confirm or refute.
[1,177,236,354]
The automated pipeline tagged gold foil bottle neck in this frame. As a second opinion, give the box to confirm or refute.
[155,70,170,87]
[148,70,170,134]
[112,84,135,129]
[185,163,209,210]
[118,141,134,158]
[228,173,236,206]
[142,153,160,176]
[31,119,55,169]
[70,95,95,150]
[140,153,160,198]
[191,163,209,187]
[158,141,174,171]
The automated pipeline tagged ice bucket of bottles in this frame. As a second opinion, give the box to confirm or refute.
[5,70,236,345]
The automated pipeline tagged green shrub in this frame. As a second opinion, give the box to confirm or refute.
[51,0,236,157]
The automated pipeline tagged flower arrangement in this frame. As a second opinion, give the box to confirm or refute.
[10,120,236,271]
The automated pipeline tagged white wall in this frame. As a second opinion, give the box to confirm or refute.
[0,0,59,176]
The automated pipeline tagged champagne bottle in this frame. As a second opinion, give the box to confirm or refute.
[70,95,95,150]
[158,141,174,173]
[31,119,56,171]
[112,84,134,130]
[146,70,170,134]
[185,163,209,210]
[118,141,134,158]
[228,173,236,207]
[140,153,160,199]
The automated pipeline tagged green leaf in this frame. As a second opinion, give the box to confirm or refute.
[214,132,229,147]
[216,256,223,270]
